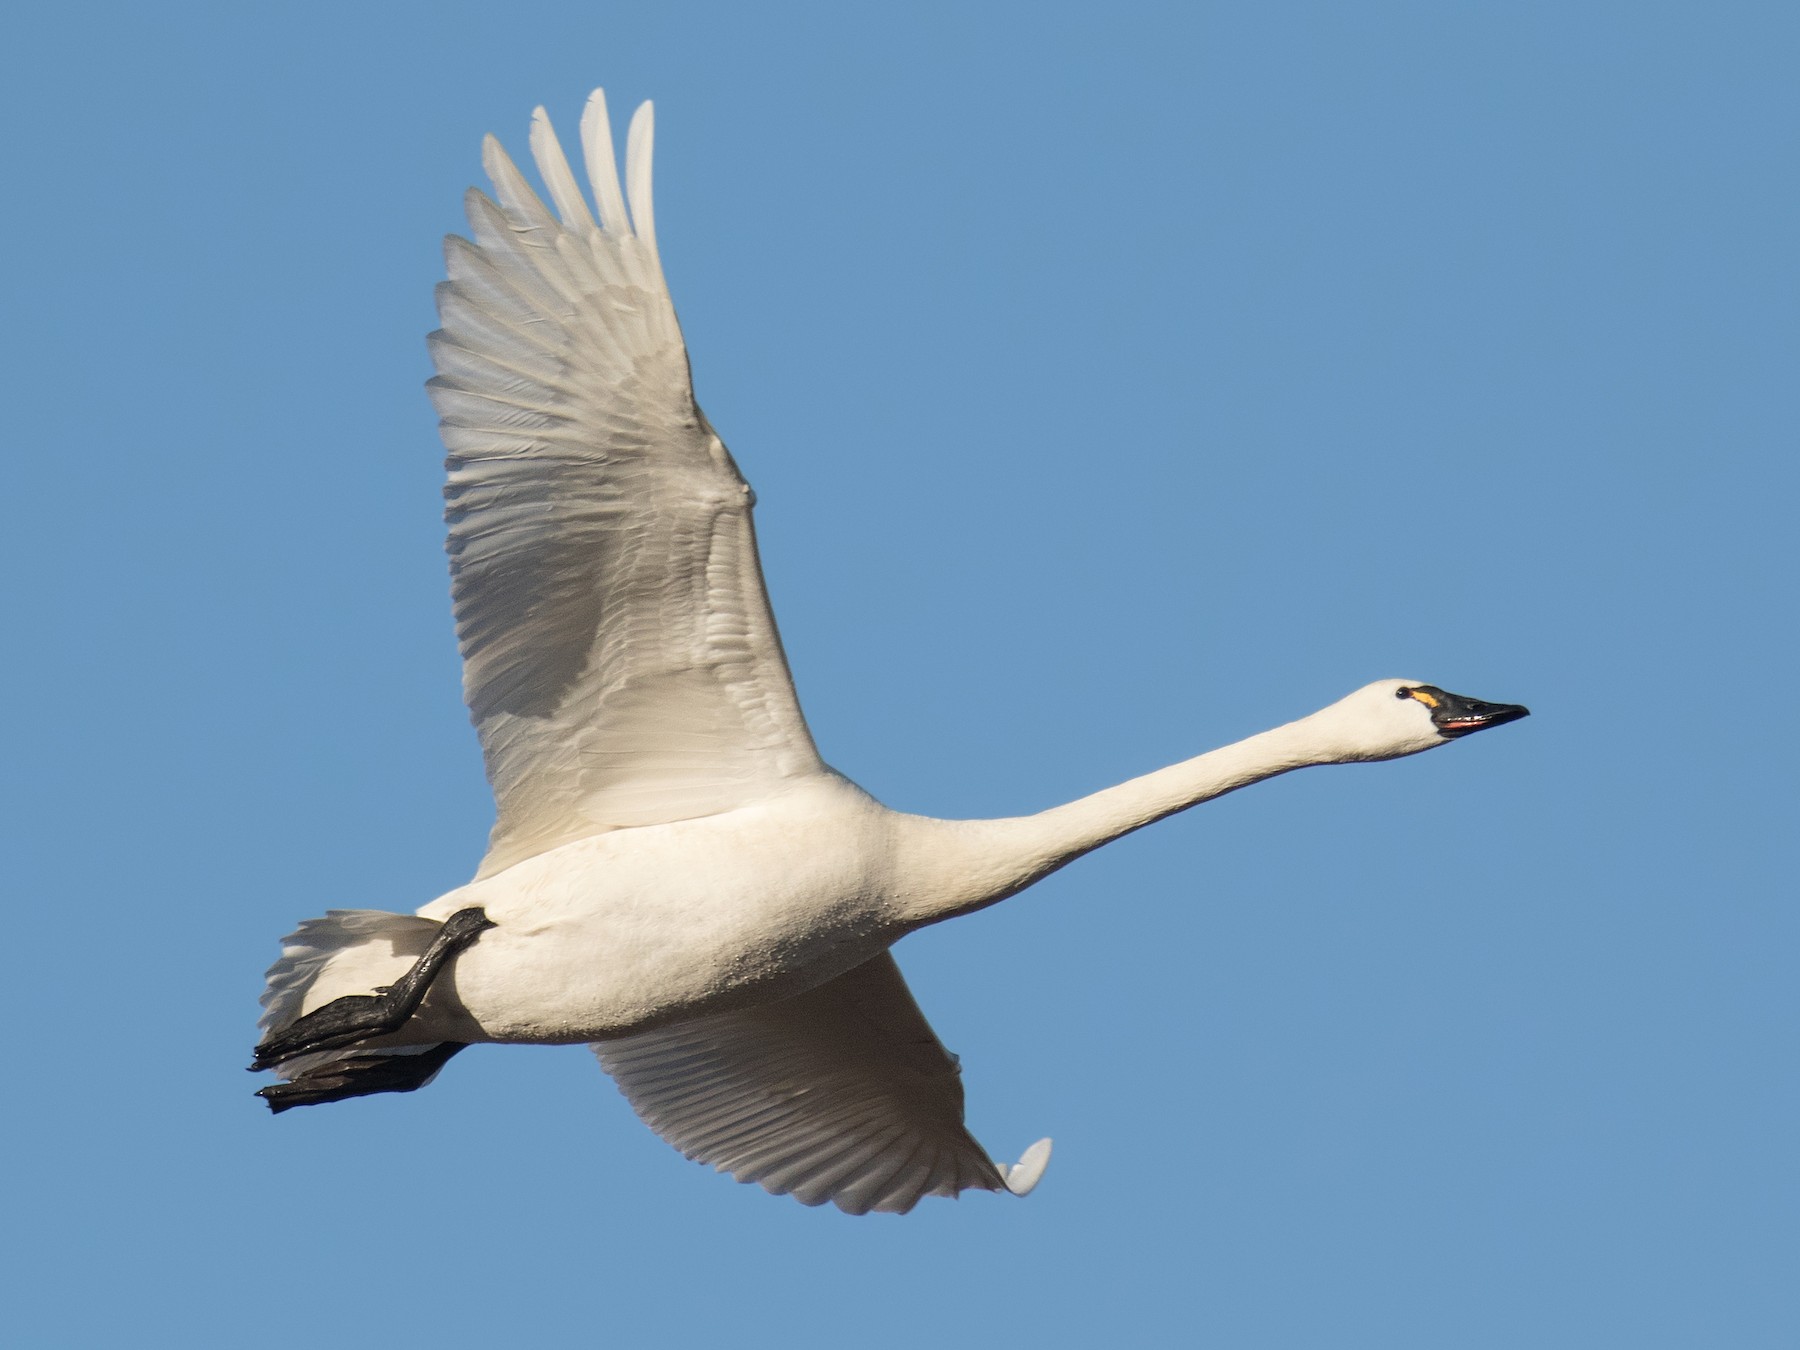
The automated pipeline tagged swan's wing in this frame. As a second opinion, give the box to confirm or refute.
[593,953,1052,1215]
[429,92,824,878]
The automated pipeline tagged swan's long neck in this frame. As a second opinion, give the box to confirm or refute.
[897,712,1347,928]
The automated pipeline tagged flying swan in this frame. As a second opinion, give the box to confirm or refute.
[253,90,1529,1215]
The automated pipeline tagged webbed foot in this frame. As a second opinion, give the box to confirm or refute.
[258,1042,467,1112]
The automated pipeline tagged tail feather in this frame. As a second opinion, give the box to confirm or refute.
[257,909,444,1080]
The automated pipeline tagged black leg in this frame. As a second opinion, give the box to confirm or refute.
[250,907,494,1071]
[258,1043,467,1113]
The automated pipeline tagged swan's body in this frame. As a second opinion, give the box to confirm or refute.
[255,91,1528,1215]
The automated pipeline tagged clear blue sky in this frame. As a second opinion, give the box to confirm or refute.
[5,3,1795,1346]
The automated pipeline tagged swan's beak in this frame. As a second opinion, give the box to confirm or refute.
[1427,689,1530,738]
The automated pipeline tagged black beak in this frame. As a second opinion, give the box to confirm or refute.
[1427,688,1531,738]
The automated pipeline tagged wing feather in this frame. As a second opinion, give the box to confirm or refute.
[594,953,1044,1215]
[528,107,596,229]
[624,103,660,260]
[579,91,631,236]
[431,90,824,876]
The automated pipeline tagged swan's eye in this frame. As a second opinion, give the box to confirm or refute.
[1395,686,1413,700]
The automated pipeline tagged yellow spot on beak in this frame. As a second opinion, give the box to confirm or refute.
[1407,688,1439,709]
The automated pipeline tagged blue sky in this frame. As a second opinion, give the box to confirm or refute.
[5,2,1796,1345]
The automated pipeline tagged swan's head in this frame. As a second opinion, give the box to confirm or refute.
[1321,679,1530,761]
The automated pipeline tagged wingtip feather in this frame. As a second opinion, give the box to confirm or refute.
[1003,1138,1053,1196]
[580,88,632,236]
[625,100,658,260]
[480,132,555,230]
[529,105,596,230]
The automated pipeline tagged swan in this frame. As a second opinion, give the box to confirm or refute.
[252,89,1529,1216]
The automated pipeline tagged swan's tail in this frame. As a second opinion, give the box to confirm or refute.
[254,909,463,1108]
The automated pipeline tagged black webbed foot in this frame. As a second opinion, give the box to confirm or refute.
[258,1043,467,1113]
[250,906,493,1071]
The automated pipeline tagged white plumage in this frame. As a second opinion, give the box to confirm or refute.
[257,90,1526,1216]
[595,953,1029,1214]
[432,101,820,878]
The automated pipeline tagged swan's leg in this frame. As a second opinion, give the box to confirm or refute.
[250,907,494,1071]
[257,1043,468,1113]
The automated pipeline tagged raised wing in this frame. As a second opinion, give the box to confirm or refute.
[429,92,824,877]
[594,953,1052,1215]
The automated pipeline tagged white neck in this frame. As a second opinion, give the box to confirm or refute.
[895,711,1347,928]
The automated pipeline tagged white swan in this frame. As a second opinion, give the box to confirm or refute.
[253,90,1528,1216]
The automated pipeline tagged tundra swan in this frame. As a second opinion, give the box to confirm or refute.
[253,90,1528,1215]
